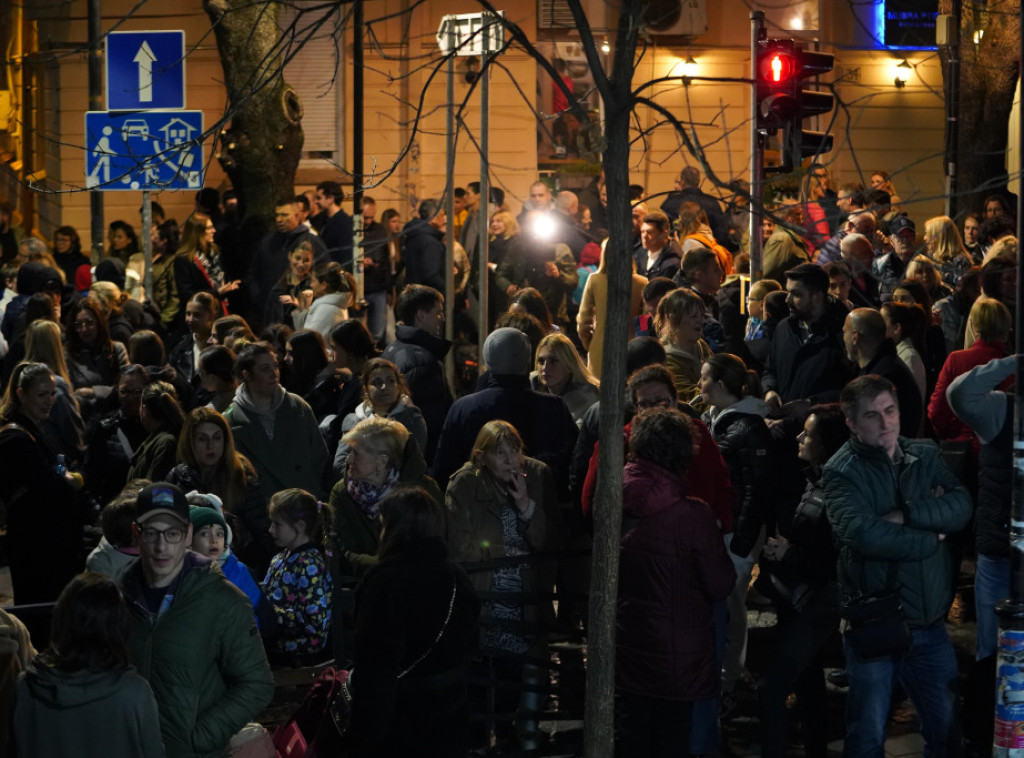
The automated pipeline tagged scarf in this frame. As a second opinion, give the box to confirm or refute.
[346,466,400,521]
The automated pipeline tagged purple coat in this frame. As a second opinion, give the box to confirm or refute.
[616,459,736,700]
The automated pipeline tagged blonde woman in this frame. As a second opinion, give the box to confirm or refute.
[657,287,712,409]
[576,239,646,379]
[445,419,560,750]
[89,280,133,345]
[530,332,599,425]
[906,254,953,304]
[487,210,526,326]
[24,319,85,463]
[923,215,972,288]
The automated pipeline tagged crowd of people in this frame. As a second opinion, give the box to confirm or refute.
[0,164,1013,757]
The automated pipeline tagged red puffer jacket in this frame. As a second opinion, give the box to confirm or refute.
[616,459,736,700]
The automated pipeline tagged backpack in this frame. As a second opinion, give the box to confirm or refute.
[272,667,351,758]
[685,231,733,275]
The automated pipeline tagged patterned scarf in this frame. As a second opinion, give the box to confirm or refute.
[347,466,400,520]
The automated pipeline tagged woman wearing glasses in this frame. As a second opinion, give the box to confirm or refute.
[333,358,427,478]
[0,362,85,603]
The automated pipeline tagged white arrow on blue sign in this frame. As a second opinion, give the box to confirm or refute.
[84,110,204,191]
[106,30,185,111]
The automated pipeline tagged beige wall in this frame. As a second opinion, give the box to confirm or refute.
[12,0,948,244]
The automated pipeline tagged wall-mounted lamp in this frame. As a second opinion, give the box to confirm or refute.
[600,39,610,54]
[680,55,699,78]
[893,59,911,88]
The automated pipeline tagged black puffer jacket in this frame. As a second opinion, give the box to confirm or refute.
[402,218,445,294]
[763,296,852,403]
[382,325,452,462]
[703,396,773,557]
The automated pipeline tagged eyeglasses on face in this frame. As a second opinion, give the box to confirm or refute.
[138,526,186,544]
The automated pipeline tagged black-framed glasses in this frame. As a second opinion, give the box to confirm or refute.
[139,526,186,544]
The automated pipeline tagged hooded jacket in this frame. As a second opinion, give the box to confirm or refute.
[335,397,429,478]
[1,263,62,341]
[226,384,330,501]
[382,325,453,461]
[617,459,736,700]
[13,661,164,758]
[702,396,773,557]
[402,218,446,294]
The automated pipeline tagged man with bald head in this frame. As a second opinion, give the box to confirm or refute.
[842,307,922,434]
[839,232,881,308]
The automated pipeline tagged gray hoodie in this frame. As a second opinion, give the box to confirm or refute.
[14,661,164,757]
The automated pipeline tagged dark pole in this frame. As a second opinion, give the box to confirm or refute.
[944,0,961,218]
[749,11,764,282]
[88,0,104,261]
[993,5,1024,753]
[352,0,365,306]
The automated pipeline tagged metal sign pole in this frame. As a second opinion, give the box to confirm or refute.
[141,190,153,301]
[477,16,491,365]
[749,11,765,282]
[444,22,456,382]
[994,6,1024,753]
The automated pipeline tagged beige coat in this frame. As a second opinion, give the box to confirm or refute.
[576,271,647,380]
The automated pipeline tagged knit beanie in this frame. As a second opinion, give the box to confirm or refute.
[483,327,531,376]
[189,504,227,533]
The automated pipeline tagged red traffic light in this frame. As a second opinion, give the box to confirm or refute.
[761,51,795,84]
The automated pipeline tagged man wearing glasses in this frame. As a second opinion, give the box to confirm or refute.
[120,482,273,758]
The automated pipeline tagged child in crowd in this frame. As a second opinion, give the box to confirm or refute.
[12,572,163,758]
[85,481,147,579]
[186,494,268,627]
[262,488,333,662]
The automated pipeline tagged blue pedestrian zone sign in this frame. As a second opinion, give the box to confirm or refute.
[106,31,186,111]
[85,110,204,191]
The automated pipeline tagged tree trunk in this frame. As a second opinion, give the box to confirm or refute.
[203,0,304,226]
[945,0,1020,216]
[584,2,641,755]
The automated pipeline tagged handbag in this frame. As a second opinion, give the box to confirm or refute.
[754,557,811,613]
[840,561,912,659]
[272,579,458,758]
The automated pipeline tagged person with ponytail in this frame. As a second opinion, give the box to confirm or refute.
[696,352,774,721]
[262,488,333,662]
[126,381,184,482]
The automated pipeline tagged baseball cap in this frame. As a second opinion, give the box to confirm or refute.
[135,482,190,526]
[889,216,915,235]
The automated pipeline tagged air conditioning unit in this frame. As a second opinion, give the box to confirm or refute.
[647,0,708,37]
[538,0,608,30]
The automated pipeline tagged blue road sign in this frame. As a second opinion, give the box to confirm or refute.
[85,110,203,191]
[106,30,185,111]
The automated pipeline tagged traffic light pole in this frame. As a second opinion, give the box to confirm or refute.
[992,8,1024,753]
[749,11,765,282]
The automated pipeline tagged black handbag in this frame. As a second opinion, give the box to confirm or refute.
[754,557,812,613]
[840,562,912,659]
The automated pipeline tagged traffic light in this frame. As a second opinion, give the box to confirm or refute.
[755,38,835,170]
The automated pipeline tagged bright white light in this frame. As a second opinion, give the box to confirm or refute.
[974,29,984,44]
[789,16,803,30]
[531,212,557,241]
[681,57,699,78]
[601,41,610,54]
[892,59,911,86]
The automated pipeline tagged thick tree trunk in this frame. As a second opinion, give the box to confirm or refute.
[203,0,304,226]
[945,0,1020,216]
[584,2,641,755]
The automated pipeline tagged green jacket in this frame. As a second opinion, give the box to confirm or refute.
[226,387,330,500]
[121,554,274,758]
[822,436,971,627]
[329,435,442,578]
